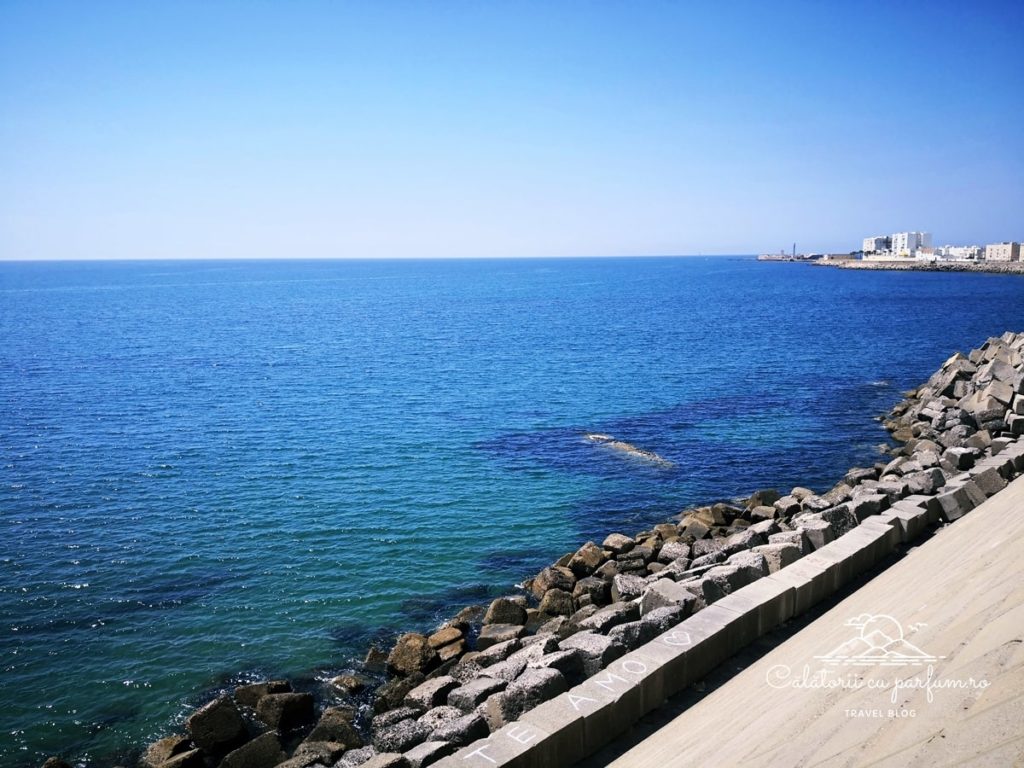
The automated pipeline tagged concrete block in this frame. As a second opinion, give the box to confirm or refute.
[978,452,1018,479]
[436,720,555,768]
[795,517,834,550]
[799,545,849,593]
[698,602,757,658]
[717,575,796,636]
[1001,441,1024,471]
[596,647,667,717]
[882,502,930,543]
[517,694,586,766]
[934,483,977,522]
[750,542,802,573]
[651,607,735,687]
[854,518,901,564]
[969,466,1008,497]
[557,652,658,754]
[639,579,697,617]
[767,557,831,615]
[959,478,987,507]
[815,532,869,582]
[990,437,1013,455]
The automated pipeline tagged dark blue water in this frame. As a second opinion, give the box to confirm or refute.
[1,257,1021,765]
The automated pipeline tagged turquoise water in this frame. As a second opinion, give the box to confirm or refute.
[1,257,1022,765]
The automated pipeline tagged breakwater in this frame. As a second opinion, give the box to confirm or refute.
[88,330,1024,768]
[810,259,1024,274]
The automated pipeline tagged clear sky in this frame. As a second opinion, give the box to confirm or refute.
[1,1,1021,260]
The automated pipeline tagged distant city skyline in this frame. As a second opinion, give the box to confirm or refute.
[1,1,1021,261]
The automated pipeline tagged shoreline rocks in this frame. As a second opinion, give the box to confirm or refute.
[118,330,1024,768]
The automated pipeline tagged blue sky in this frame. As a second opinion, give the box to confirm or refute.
[1,1,1021,259]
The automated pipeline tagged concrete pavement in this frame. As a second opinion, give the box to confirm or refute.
[605,475,1024,768]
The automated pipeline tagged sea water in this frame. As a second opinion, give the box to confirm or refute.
[1,257,1021,765]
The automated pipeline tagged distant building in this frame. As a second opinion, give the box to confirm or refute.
[938,245,983,261]
[984,242,1021,262]
[915,247,937,261]
[891,231,932,258]
[862,235,890,253]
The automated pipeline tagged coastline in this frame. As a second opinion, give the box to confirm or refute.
[99,330,1024,768]
[814,259,1024,274]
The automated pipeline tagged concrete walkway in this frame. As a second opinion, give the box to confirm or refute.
[607,475,1024,768]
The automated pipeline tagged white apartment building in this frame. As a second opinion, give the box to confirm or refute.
[984,242,1021,262]
[862,235,890,253]
[891,231,932,258]
[938,245,983,261]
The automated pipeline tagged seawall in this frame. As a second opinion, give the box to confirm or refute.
[810,259,1024,274]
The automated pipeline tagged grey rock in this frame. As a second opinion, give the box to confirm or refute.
[373,672,426,713]
[558,632,626,676]
[530,566,576,599]
[446,676,507,712]
[483,598,527,626]
[689,549,727,568]
[141,735,192,768]
[726,550,769,580]
[768,530,810,555]
[185,695,248,754]
[372,706,424,731]
[749,504,778,521]
[657,540,691,563]
[416,706,463,731]
[305,707,363,748]
[219,732,286,768]
[475,623,525,651]
[405,676,459,709]
[844,467,878,486]
[358,755,411,768]
[971,466,1008,496]
[404,740,455,768]
[334,747,379,768]
[848,492,889,521]
[641,604,687,633]
[607,620,658,650]
[690,538,724,558]
[154,750,203,768]
[480,655,528,683]
[430,712,489,747]
[567,541,606,577]
[602,533,635,554]
[473,637,521,666]
[639,579,697,617]
[387,634,439,678]
[773,495,802,516]
[255,692,315,732]
[572,575,610,605]
[538,587,575,616]
[611,573,646,602]
[699,564,751,604]
[819,504,859,535]
[527,649,585,683]
[746,489,781,509]
[794,517,834,550]
[485,668,567,727]
[722,528,767,555]
[372,719,431,753]
[233,680,291,710]
[577,601,638,633]
[751,542,802,573]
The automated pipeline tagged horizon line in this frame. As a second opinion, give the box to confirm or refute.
[0,253,761,264]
